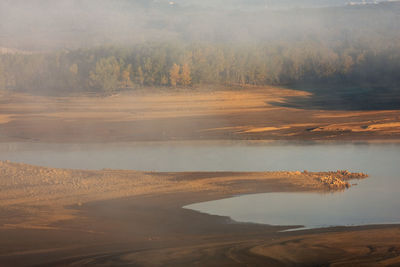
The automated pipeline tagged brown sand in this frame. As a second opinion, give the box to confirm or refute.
[0,86,400,143]
[1,86,399,266]
[1,161,398,266]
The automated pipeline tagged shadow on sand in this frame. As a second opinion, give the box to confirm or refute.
[270,84,400,111]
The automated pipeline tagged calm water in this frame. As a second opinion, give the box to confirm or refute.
[1,141,399,229]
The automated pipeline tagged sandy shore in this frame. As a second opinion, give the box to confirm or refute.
[1,86,400,266]
[1,161,399,266]
[1,87,400,143]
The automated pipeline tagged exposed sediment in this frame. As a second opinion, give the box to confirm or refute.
[0,89,400,143]
[0,161,366,206]
[1,161,399,267]
[0,160,367,229]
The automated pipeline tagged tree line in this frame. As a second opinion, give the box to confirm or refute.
[0,41,399,94]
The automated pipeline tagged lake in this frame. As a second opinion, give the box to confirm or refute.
[1,141,399,230]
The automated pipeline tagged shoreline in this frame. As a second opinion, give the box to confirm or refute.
[2,162,399,266]
[2,138,400,144]
[0,88,399,143]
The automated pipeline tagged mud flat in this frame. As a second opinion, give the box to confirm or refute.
[1,87,400,143]
[1,161,399,266]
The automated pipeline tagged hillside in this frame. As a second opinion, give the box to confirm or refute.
[1,0,399,50]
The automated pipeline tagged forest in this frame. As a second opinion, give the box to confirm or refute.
[0,40,399,94]
[0,1,399,95]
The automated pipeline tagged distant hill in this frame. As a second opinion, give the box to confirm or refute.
[0,0,399,50]
[174,0,395,8]
[0,47,31,54]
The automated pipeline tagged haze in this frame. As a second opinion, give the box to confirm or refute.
[1,1,400,266]
[1,0,399,50]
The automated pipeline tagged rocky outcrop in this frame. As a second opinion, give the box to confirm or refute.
[316,170,368,190]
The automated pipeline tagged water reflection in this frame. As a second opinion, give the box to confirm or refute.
[1,141,399,229]
[0,141,399,174]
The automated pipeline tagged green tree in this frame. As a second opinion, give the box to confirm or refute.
[180,63,191,86]
[136,66,144,86]
[160,75,168,86]
[69,63,78,75]
[89,57,121,93]
[121,64,133,88]
[169,63,180,86]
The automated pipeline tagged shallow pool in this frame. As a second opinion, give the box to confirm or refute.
[1,141,399,229]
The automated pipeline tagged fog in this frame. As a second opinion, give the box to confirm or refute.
[1,0,399,51]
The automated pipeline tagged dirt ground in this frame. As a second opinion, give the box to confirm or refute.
[0,161,399,266]
[0,86,400,142]
[1,86,400,266]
